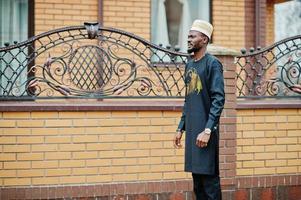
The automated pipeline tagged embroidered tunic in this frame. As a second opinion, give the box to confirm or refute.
[177,53,225,175]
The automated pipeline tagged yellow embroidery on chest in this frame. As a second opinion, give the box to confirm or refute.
[187,68,203,95]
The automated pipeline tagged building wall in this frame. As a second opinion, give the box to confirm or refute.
[103,0,246,50]
[34,0,277,50]
[212,0,245,50]
[102,0,150,41]
[237,108,301,176]
[35,0,151,41]
[35,0,98,35]
[1,107,301,199]
[235,107,301,200]
[0,110,188,186]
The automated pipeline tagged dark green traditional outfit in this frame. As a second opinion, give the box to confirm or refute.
[177,52,225,181]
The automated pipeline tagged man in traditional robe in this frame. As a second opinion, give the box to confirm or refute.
[174,19,225,200]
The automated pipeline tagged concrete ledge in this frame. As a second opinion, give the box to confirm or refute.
[208,44,240,56]
[237,99,301,109]
[0,100,184,112]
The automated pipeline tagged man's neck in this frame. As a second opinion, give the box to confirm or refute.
[193,47,207,62]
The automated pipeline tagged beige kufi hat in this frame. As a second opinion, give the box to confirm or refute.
[190,19,213,39]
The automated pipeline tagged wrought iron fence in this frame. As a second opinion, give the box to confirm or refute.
[0,22,188,100]
[236,35,301,98]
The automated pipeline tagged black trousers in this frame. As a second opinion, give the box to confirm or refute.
[192,173,222,200]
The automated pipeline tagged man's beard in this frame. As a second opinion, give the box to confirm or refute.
[187,47,199,54]
[187,46,199,54]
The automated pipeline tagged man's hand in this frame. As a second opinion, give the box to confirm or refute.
[174,131,183,148]
[196,130,211,148]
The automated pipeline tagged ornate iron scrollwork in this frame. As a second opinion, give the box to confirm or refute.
[236,35,301,98]
[0,23,188,100]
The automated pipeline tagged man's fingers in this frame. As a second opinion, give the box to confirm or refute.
[175,142,182,148]
[173,139,178,148]
[174,138,178,146]
[175,141,182,148]
[174,135,182,148]
[196,139,200,147]
[196,139,208,148]
[196,140,205,148]
[196,131,210,148]
[200,142,206,148]
[196,134,202,147]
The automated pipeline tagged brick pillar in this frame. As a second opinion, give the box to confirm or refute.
[210,46,238,199]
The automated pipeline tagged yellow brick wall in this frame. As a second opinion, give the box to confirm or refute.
[237,108,301,176]
[35,0,98,35]
[35,0,150,39]
[34,0,276,51]
[103,0,150,40]
[103,0,246,50]
[212,0,245,50]
[0,110,189,187]
[103,0,275,50]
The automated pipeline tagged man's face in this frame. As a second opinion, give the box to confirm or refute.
[187,30,208,53]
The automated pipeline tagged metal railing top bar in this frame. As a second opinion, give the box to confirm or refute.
[238,35,301,57]
[0,24,188,56]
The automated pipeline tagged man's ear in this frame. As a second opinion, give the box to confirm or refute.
[203,36,209,44]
